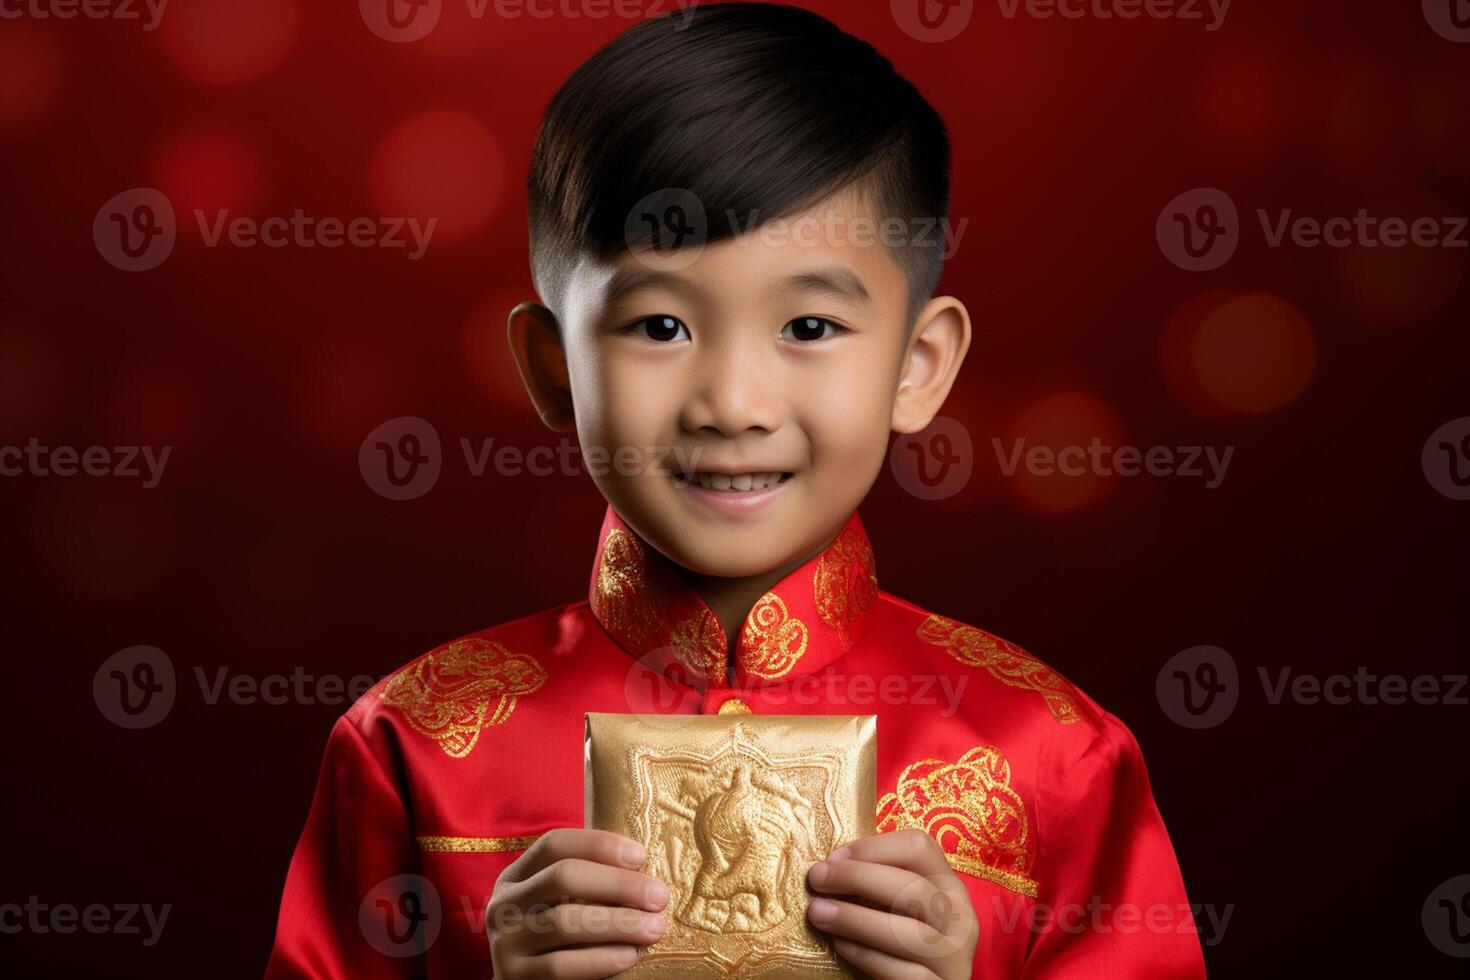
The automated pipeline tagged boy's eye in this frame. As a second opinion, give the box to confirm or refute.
[781,316,847,342]
[627,315,690,342]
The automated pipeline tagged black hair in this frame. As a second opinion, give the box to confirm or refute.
[527,2,951,328]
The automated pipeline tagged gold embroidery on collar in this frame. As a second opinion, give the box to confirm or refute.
[379,638,547,759]
[594,528,660,650]
[918,615,1079,725]
[877,745,1039,899]
[667,608,727,681]
[814,526,878,648]
[417,834,541,853]
[739,593,809,680]
[594,527,726,681]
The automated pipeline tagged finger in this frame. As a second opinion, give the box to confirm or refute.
[828,830,952,878]
[808,896,965,962]
[509,829,648,882]
[521,857,670,913]
[808,858,951,931]
[518,903,669,955]
[522,942,643,980]
[831,935,940,980]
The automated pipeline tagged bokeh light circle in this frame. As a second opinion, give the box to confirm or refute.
[152,126,265,228]
[368,110,505,246]
[158,0,299,85]
[0,24,62,133]
[1190,293,1316,414]
[1002,391,1128,515]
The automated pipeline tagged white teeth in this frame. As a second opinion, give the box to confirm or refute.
[686,472,787,491]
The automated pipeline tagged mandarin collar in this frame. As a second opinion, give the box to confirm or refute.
[587,505,879,691]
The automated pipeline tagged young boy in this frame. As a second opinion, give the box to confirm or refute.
[267,4,1206,978]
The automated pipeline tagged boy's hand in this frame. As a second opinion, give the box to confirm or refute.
[807,829,979,980]
[486,828,670,979]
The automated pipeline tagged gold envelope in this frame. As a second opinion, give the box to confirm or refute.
[583,712,877,979]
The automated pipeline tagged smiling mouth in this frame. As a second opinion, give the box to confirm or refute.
[674,471,794,491]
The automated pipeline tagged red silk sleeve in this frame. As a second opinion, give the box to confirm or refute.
[266,715,425,979]
[1022,712,1207,979]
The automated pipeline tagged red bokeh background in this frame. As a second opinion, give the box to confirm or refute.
[2,0,1467,974]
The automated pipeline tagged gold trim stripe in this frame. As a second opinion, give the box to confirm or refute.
[947,854,1040,898]
[417,834,542,853]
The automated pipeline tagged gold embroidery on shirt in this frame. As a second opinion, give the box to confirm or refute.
[417,834,541,853]
[718,698,752,714]
[379,638,547,759]
[595,527,726,681]
[918,615,1079,725]
[814,526,879,649]
[739,593,809,679]
[877,744,1039,899]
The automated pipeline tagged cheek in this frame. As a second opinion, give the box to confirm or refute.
[794,349,898,467]
[573,345,670,448]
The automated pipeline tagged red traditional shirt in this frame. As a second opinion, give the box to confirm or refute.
[267,506,1207,978]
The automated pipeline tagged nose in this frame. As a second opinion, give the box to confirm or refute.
[678,333,784,437]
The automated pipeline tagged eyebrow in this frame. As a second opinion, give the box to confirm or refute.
[603,267,699,307]
[776,266,872,305]
[602,264,873,307]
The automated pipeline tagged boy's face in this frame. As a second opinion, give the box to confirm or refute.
[533,187,955,579]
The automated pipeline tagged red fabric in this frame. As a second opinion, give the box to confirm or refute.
[267,505,1206,978]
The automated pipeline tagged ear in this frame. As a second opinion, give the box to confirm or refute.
[891,295,972,434]
[507,301,576,432]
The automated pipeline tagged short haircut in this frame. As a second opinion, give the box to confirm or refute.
[527,2,951,329]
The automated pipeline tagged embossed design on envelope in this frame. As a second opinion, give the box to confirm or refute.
[379,638,546,759]
[918,614,1080,725]
[630,723,842,973]
[876,743,1039,898]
